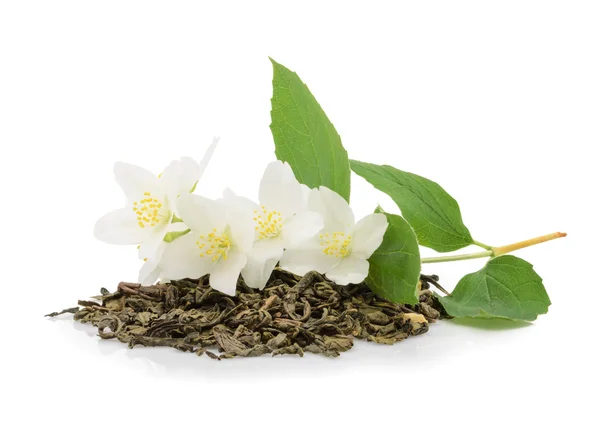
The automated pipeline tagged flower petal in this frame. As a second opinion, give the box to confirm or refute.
[325,254,369,285]
[114,162,163,202]
[280,211,323,248]
[159,160,184,207]
[196,136,219,182]
[241,239,284,289]
[224,199,256,254]
[209,250,246,296]
[161,139,217,206]
[300,184,311,208]
[94,207,151,244]
[223,188,260,214]
[259,161,304,218]
[351,213,388,258]
[309,186,354,232]
[160,232,214,280]
[176,156,202,193]
[279,238,340,276]
[177,194,226,234]
[138,222,190,284]
[138,224,169,261]
[139,259,161,285]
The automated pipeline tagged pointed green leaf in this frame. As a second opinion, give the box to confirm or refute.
[439,255,551,321]
[365,209,421,304]
[270,58,351,201]
[350,160,473,252]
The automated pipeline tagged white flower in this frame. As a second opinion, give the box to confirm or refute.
[158,194,255,296]
[223,161,323,289]
[280,186,388,285]
[94,137,218,261]
[137,222,189,285]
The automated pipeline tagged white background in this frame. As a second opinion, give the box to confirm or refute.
[1,1,598,427]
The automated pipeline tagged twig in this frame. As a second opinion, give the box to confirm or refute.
[420,274,451,296]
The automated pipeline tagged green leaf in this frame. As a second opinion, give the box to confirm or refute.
[269,58,351,201]
[439,255,551,321]
[163,229,190,243]
[365,209,421,304]
[350,160,473,252]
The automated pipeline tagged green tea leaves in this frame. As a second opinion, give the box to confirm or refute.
[270,59,351,201]
[439,255,551,321]
[350,160,473,252]
[365,209,421,304]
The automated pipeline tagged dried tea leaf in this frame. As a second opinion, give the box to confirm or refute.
[59,271,440,358]
[45,307,79,317]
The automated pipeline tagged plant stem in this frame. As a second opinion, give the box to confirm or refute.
[473,240,492,250]
[421,232,567,264]
[421,251,493,264]
[492,232,567,256]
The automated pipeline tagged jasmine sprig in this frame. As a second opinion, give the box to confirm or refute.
[93,58,566,323]
[269,58,566,321]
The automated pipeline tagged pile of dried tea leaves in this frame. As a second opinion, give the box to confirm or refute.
[47,269,446,359]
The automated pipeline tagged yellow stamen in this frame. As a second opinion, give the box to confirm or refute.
[321,231,352,258]
[195,231,231,262]
[133,192,168,229]
[253,206,284,240]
